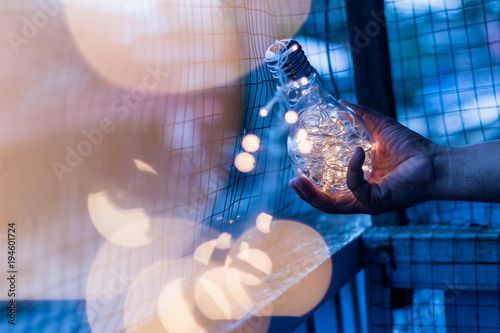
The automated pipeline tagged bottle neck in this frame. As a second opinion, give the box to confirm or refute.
[265,40,314,85]
[265,39,334,111]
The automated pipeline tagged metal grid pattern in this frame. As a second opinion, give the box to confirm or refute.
[384,0,500,226]
[364,225,500,333]
[0,0,358,332]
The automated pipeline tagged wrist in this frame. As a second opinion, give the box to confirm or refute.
[431,144,454,201]
[432,144,467,201]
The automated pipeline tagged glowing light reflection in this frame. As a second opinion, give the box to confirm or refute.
[241,134,260,153]
[234,152,255,173]
[297,128,308,141]
[64,0,312,94]
[133,159,158,175]
[195,267,253,320]
[215,232,232,250]
[228,219,332,317]
[256,212,273,233]
[158,279,206,333]
[87,191,151,248]
[193,240,218,265]
[236,249,272,276]
[298,139,313,154]
[285,110,299,124]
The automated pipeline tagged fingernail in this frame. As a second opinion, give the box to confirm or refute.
[294,178,309,195]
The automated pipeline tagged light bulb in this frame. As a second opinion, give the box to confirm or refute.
[265,39,375,194]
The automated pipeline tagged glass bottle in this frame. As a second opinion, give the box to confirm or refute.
[265,39,375,194]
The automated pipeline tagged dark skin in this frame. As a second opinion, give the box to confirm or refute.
[289,100,500,214]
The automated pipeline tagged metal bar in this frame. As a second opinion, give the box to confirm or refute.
[345,0,406,228]
[350,278,363,333]
[306,314,316,333]
[334,292,344,333]
[365,264,393,333]
[345,0,396,117]
[345,0,408,328]
[363,225,500,290]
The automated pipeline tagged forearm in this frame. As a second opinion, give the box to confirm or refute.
[433,140,500,203]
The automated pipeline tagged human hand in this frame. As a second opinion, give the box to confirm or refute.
[289,100,443,214]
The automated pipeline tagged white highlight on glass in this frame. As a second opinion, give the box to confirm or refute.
[285,110,298,124]
[297,129,308,141]
[298,140,313,154]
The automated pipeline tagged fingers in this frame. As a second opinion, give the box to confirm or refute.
[338,99,390,137]
[289,176,366,214]
[346,147,372,205]
[290,177,336,213]
[289,178,307,201]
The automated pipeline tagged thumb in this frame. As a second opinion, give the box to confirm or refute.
[346,147,373,206]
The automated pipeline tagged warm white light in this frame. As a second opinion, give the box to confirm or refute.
[285,111,299,124]
[64,0,312,94]
[300,77,308,85]
[158,279,206,333]
[195,267,253,320]
[87,191,151,248]
[236,249,272,276]
[193,240,218,265]
[259,108,269,117]
[298,140,313,154]
[240,241,249,252]
[133,159,158,175]
[241,134,260,153]
[215,232,232,250]
[235,152,256,173]
[233,248,273,286]
[229,219,332,317]
[122,258,206,333]
[256,212,273,233]
[297,129,308,141]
